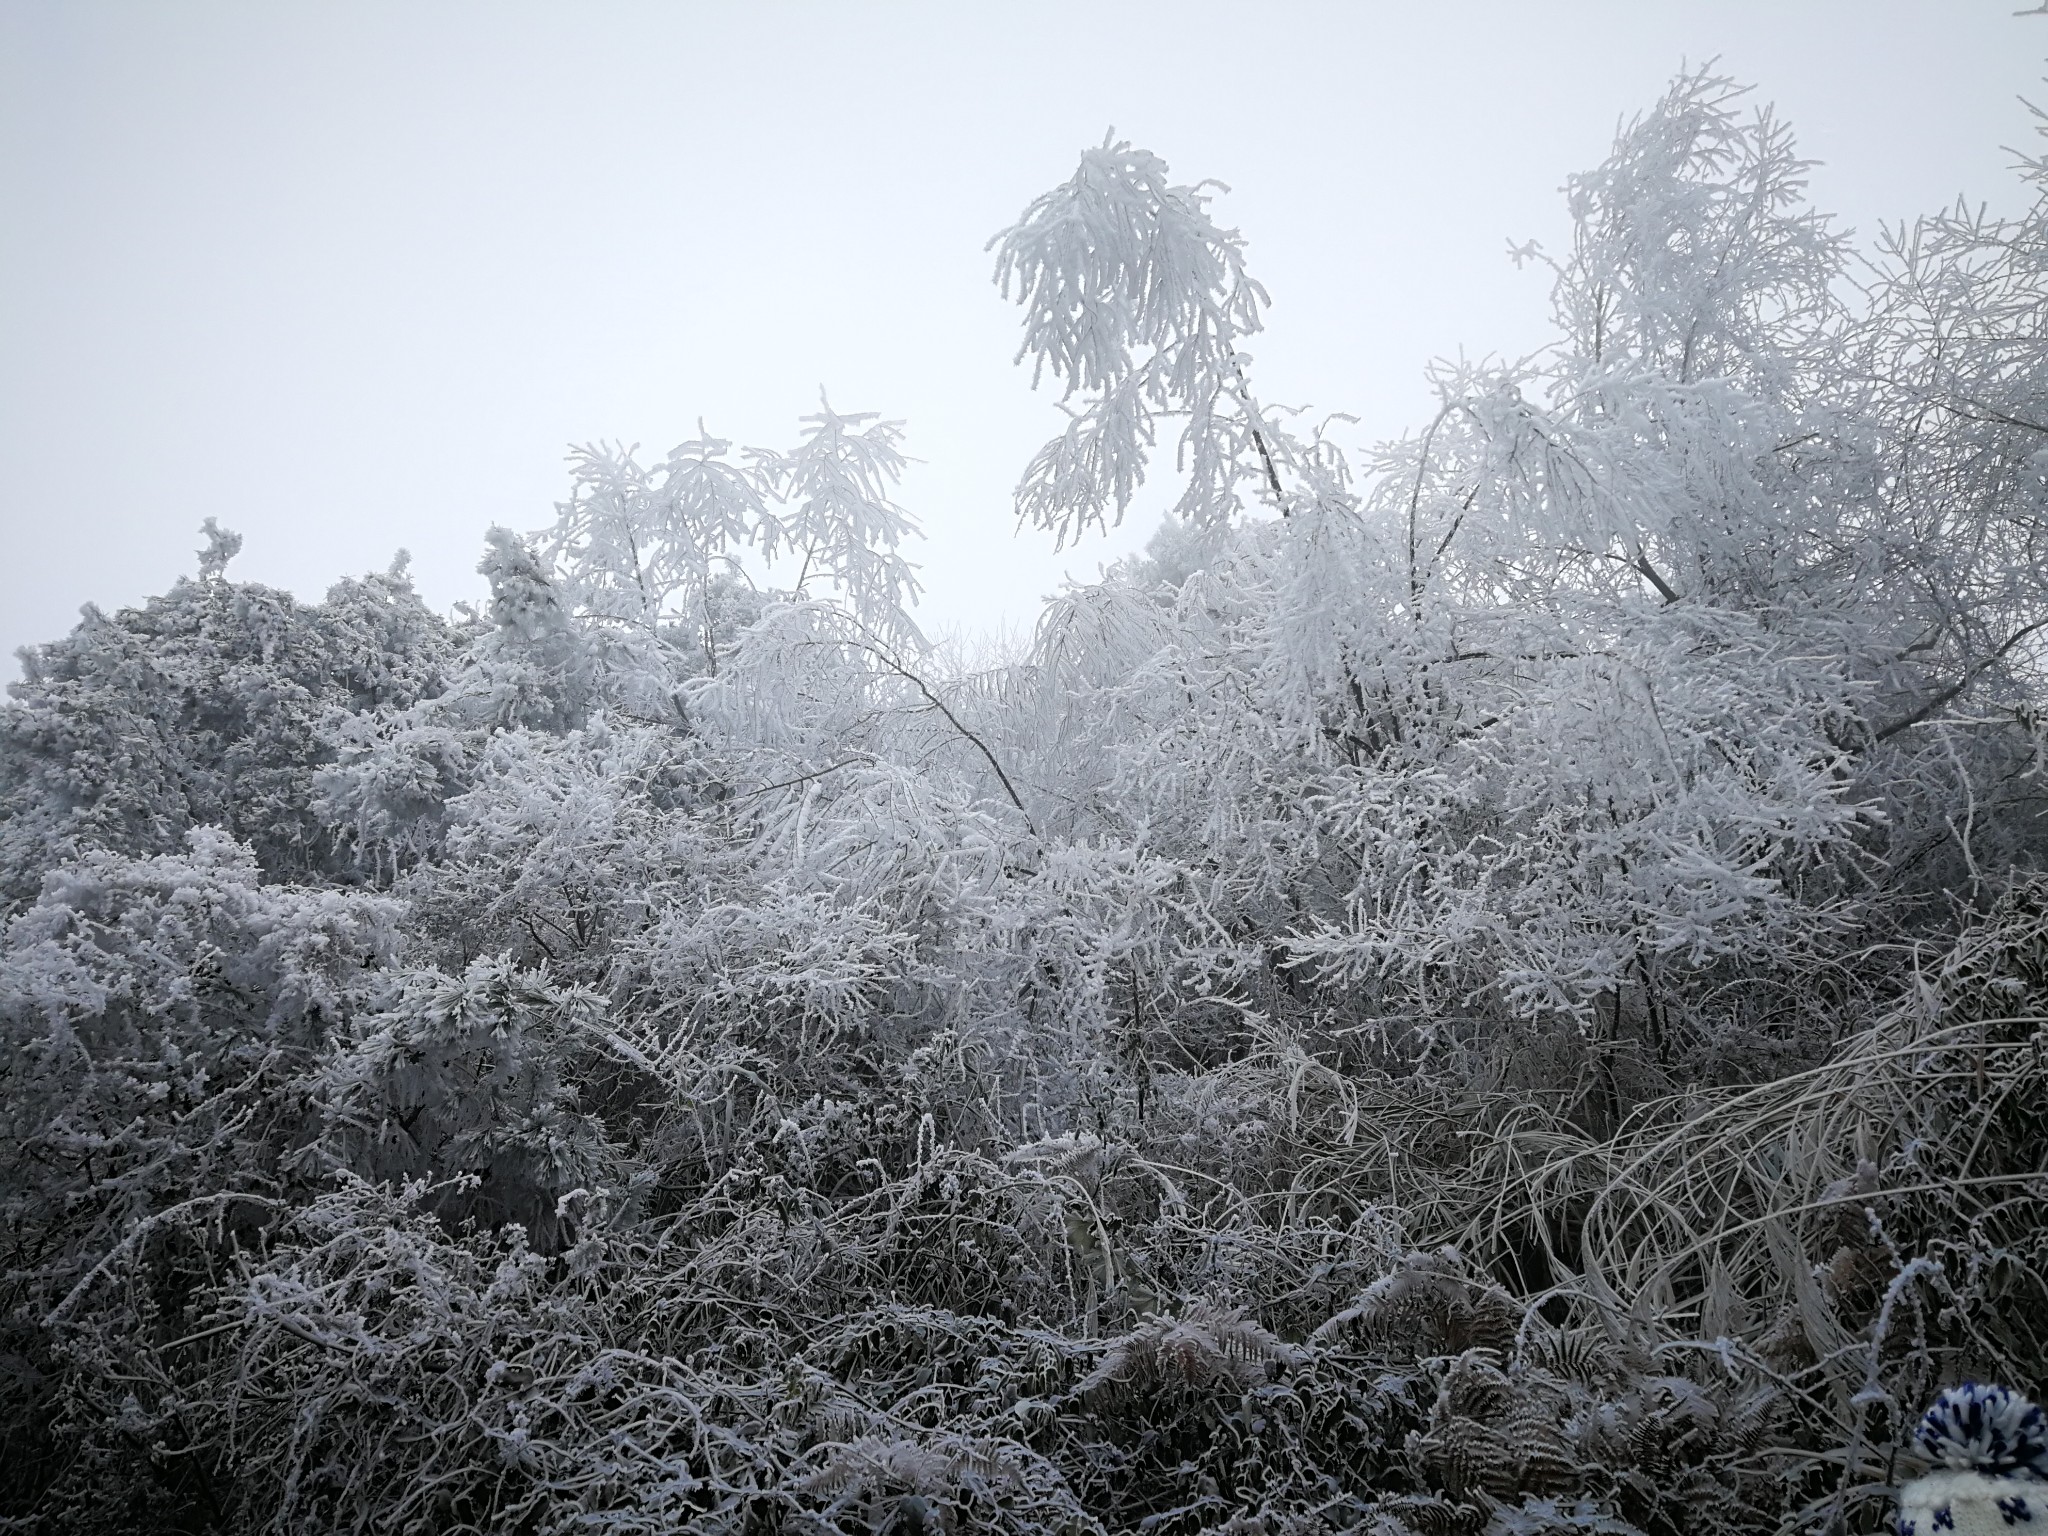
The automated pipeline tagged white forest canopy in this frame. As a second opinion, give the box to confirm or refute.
[2,68,2046,1536]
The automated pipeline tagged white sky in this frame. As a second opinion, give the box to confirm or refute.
[2,1,2041,678]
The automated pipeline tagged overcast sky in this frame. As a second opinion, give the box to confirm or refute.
[2,1,2041,676]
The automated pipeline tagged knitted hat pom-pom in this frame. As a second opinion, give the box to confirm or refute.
[1916,1384,2048,1479]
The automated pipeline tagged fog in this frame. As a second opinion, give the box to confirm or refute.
[2,1,2037,674]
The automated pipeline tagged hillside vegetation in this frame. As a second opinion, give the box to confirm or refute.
[3,71,2045,1536]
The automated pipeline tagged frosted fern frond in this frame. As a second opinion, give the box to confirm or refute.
[1312,1247,1518,1358]
[1001,1131,1104,1182]
[796,1434,1028,1535]
[1074,1301,1298,1401]
[798,1435,1007,1498]
[1485,1498,1648,1535]
[1526,1326,1619,1388]
[1415,1350,1581,1503]
[1915,1384,2048,1478]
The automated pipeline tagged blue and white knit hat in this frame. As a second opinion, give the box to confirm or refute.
[1897,1384,2048,1536]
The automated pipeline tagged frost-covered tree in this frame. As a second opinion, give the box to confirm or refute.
[993,134,1288,542]
[543,403,923,669]
[545,427,769,664]
[0,536,454,903]
[989,73,1901,1079]
[757,398,926,646]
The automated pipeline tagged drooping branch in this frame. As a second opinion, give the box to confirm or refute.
[838,617,1034,830]
[1871,618,2048,743]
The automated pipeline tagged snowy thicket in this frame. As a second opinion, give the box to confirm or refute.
[3,71,2046,1536]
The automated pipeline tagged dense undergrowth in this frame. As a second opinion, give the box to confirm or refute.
[3,70,2047,1535]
